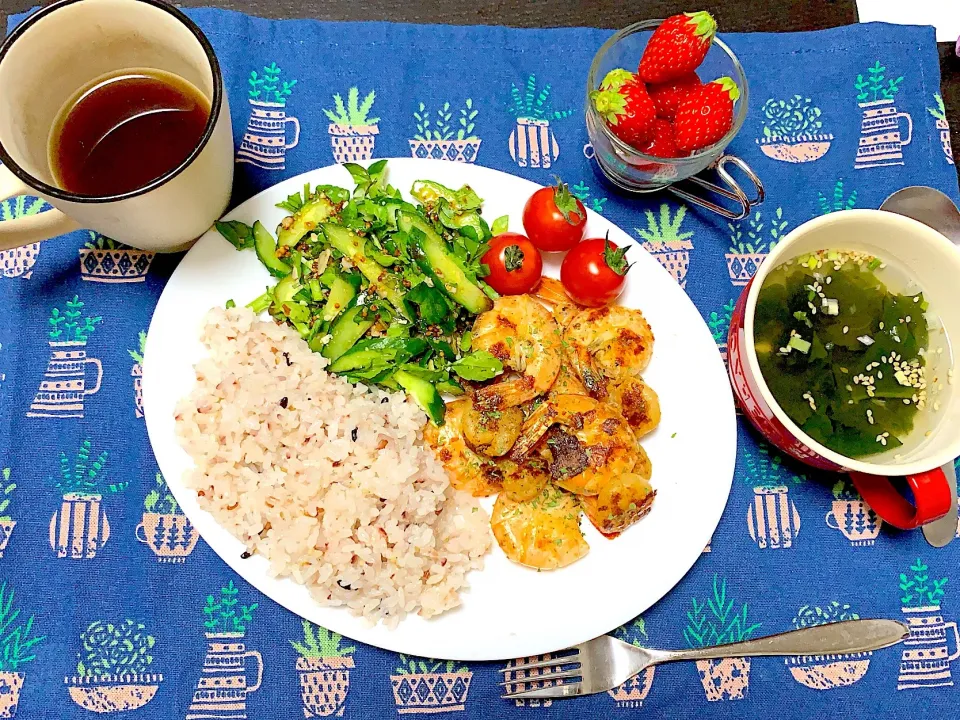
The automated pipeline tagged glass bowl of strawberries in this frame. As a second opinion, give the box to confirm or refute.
[586,12,748,193]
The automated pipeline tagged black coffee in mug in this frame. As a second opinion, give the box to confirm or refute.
[49,68,211,197]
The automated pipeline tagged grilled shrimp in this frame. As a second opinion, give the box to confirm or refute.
[498,454,550,502]
[510,394,640,496]
[462,404,524,457]
[547,364,589,401]
[422,398,503,497]
[472,295,562,409]
[607,376,661,438]
[582,471,656,535]
[563,305,655,398]
[532,277,582,327]
[491,483,588,570]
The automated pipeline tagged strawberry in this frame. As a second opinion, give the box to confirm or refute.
[639,11,717,84]
[648,73,702,121]
[673,77,739,153]
[590,69,656,147]
[641,119,683,158]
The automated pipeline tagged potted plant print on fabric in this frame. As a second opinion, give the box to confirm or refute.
[854,61,911,169]
[237,63,299,170]
[0,471,15,558]
[708,299,736,367]
[756,96,833,163]
[508,75,572,169]
[391,656,472,714]
[725,208,788,286]
[324,88,379,164]
[897,559,958,689]
[28,296,102,418]
[129,330,146,418]
[786,603,873,689]
[409,100,481,163]
[570,181,607,214]
[817,180,858,215]
[743,444,802,550]
[825,477,881,547]
[65,620,161,712]
[78,231,153,283]
[187,581,262,720]
[0,582,44,719]
[136,473,199,562]
[685,576,760,701]
[635,204,695,288]
[0,196,47,279]
[291,621,355,718]
[49,440,126,560]
[927,94,954,165]
[607,618,655,707]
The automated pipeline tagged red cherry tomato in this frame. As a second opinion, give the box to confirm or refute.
[522,180,587,252]
[481,232,543,296]
[560,236,632,307]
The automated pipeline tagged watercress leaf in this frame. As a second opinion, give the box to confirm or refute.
[215,220,255,250]
[343,163,369,189]
[450,350,504,381]
[404,283,454,331]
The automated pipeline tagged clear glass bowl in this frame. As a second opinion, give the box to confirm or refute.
[585,20,749,192]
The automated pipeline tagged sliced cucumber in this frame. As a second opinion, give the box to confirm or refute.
[278,196,337,247]
[253,221,291,278]
[322,224,409,318]
[273,274,302,304]
[394,369,445,424]
[321,303,376,362]
[322,274,358,323]
[398,212,492,314]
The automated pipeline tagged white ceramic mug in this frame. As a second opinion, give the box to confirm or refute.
[0,0,233,253]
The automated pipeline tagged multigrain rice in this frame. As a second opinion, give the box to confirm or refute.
[175,307,490,625]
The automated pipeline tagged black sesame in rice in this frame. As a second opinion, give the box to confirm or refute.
[282,352,293,366]
[240,551,252,559]
[351,427,358,441]
[279,397,288,408]
[381,397,388,404]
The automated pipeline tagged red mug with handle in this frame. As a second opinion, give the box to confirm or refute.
[727,209,960,530]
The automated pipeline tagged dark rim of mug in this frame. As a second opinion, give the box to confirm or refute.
[0,0,224,204]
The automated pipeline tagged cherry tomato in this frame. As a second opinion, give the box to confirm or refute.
[481,232,543,295]
[522,179,587,252]
[560,235,632,307]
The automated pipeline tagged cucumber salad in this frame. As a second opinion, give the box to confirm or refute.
[216,160,508,424]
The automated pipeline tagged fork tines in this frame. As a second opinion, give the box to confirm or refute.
[500,652,583,700]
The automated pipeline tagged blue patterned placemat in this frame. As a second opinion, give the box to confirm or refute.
[1,9,959,719]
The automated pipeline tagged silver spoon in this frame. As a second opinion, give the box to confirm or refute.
[880,187,960,548]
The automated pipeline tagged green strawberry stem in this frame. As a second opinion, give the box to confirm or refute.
[684,11,717,42]
[589,89,627,125]
[713,76,741,103]
[599,68,634,92]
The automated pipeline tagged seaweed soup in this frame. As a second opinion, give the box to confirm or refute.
[754,249,951,460]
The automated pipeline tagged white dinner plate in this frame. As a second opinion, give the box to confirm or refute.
[143,158,736,661]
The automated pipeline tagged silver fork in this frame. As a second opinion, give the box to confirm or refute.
[501,619,908,700]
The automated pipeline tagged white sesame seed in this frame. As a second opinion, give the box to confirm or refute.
[826,276,833,284]
[914,295,921,303]
[879,322,884,330]
[934,401,942,412]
